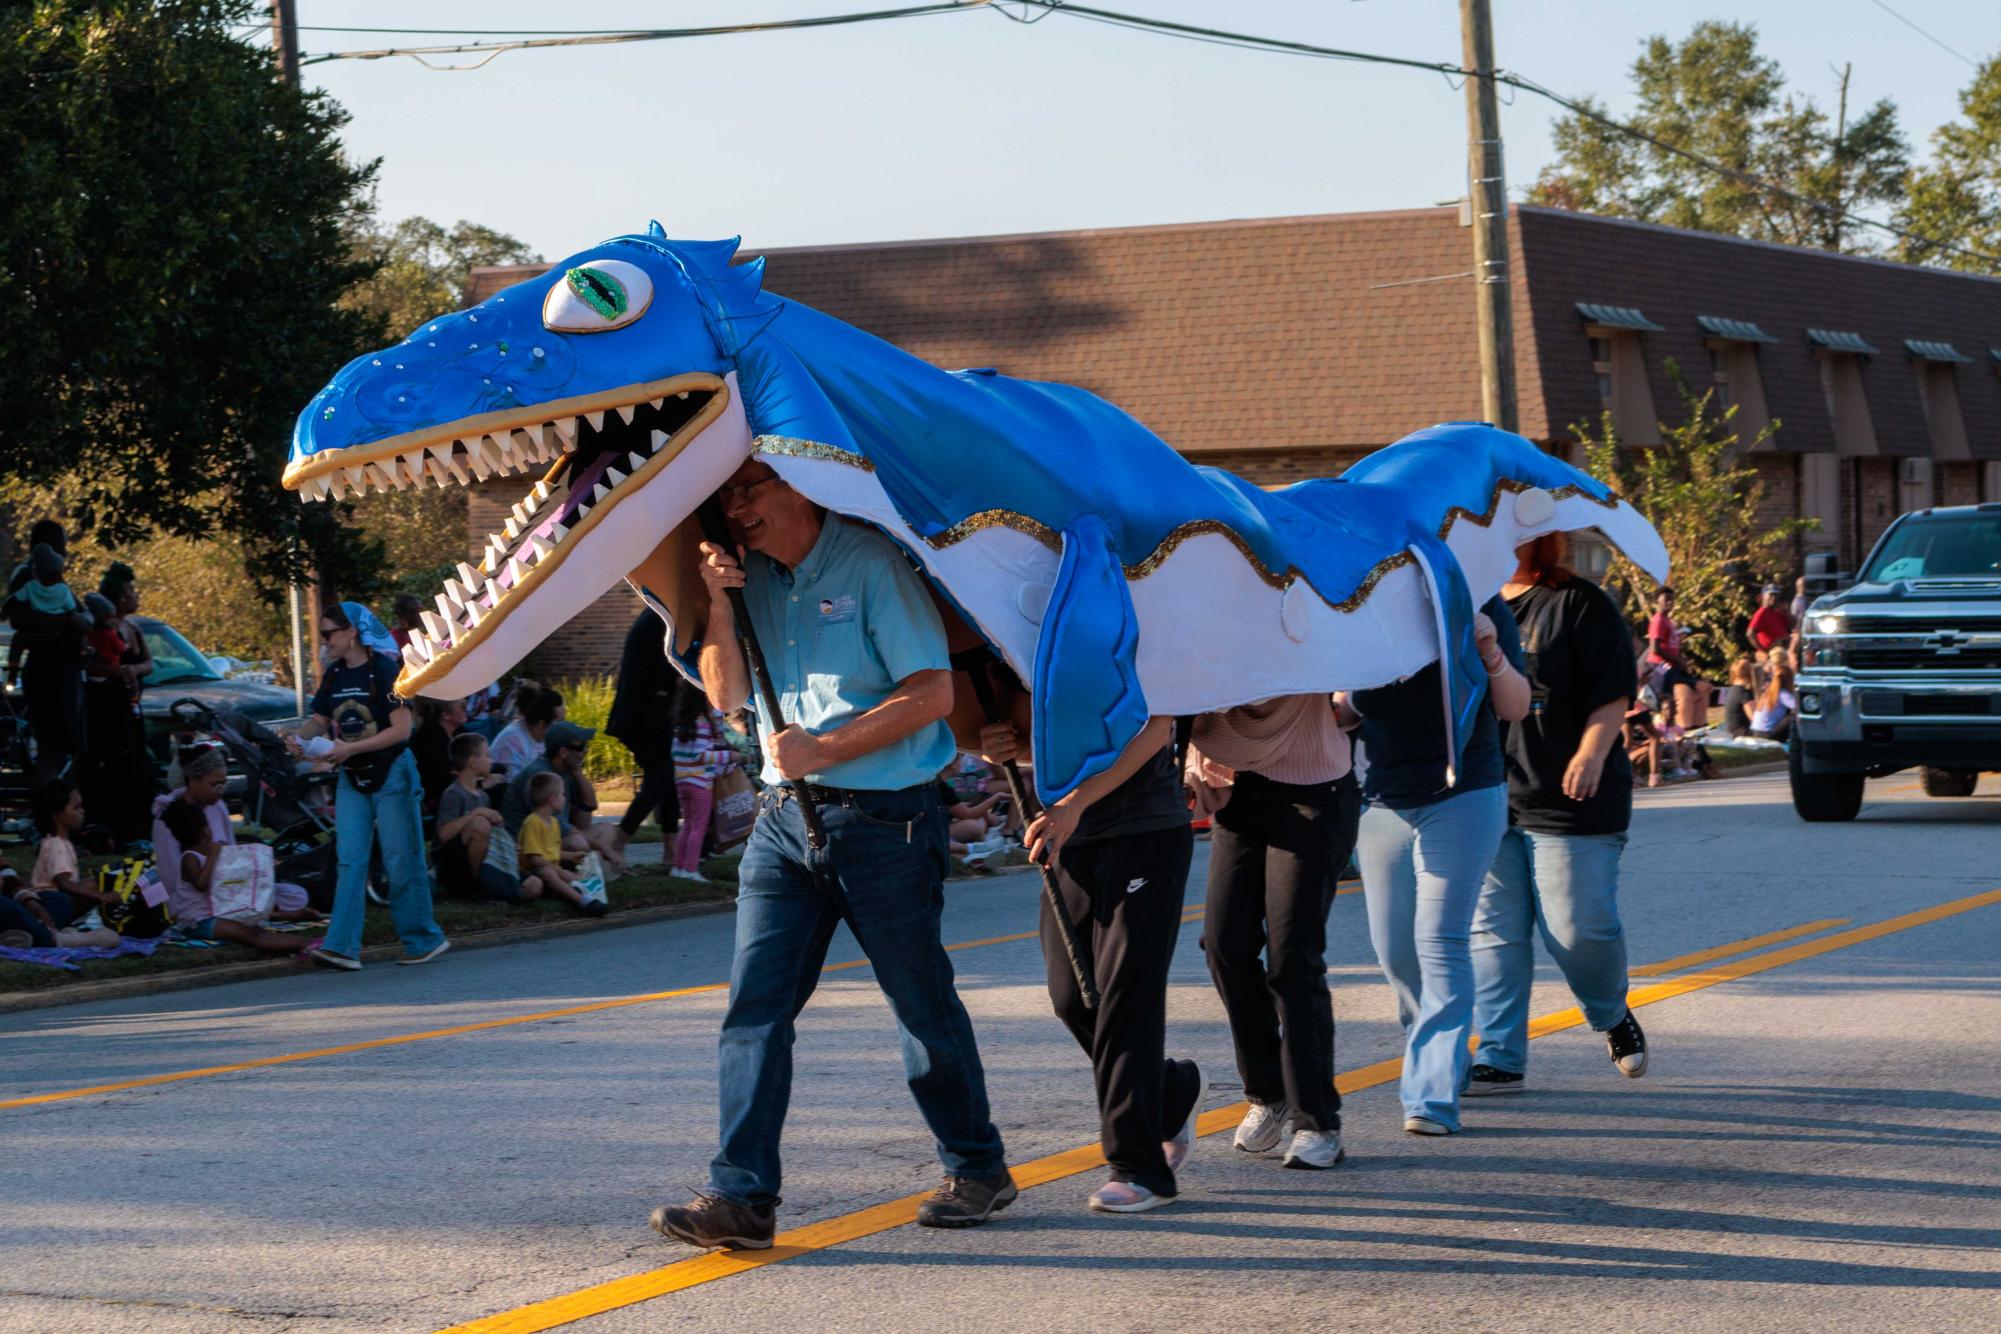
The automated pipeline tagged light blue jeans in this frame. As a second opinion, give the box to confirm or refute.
[324,749,445,961]
[1470,827,1630,1073]
[1357,784,1508,1131]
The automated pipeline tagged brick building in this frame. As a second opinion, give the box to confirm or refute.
[462,204,2001,680]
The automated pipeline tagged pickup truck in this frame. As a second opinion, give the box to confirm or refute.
[1791,503,2001,820]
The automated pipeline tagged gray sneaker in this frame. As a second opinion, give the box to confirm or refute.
[1233,1100,1291,1154]
[1281,1127,1345,1170]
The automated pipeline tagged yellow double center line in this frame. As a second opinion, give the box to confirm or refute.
[439,885,2001,1334]
[0,884,1362,1113]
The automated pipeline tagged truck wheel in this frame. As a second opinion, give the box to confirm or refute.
[1920,767,1980,798]
[1789,744,1863,821]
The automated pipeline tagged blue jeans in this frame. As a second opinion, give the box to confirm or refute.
[710,785,1006,1207]
[324,750,444,961]
[1357,784,1508,1130]
[1471,827,1631,1073]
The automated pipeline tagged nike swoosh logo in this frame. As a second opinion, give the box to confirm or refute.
[1126,878,1147,894]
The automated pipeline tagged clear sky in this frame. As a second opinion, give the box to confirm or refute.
[299,1,2000,261]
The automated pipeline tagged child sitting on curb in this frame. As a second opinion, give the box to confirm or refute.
[435,732,544,904]
[520,771,607,917]
[10,780,120,948]
[157,799,323,958]
[151,747,323,956]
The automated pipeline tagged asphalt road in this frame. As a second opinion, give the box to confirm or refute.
[2,770,1998,1333]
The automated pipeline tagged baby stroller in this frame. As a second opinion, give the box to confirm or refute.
[168,698,343,910]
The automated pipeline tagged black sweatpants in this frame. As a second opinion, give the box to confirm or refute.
[1202,771,1360,1133]
[619,760,680,838]
[1042,822,1198,1198]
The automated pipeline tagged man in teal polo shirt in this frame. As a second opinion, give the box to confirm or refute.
[649,458,1015,1252]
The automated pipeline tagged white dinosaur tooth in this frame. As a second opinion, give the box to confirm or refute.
[677,390,689,399]
[408,632,434,661]
[592,482,611,503]
[524,421,545,448]
[421,610,449,641]
[647,396,664,410]
[457,564,484,592]
[584,409,605,432]
[365,463,395,492]
[508,557,528,586]
[503,517,522,540]
[549,522,569,543]
[445,580,472,610]
[627,452,646,473]
[465,599,487,625]
[607,465,627,486]
[551,417,577,447]
[529,535,551,561]
[615,402,637,426]
[511,500,531,525]
[343,465,367,491]
[481,546,502,575]
[531,480,551,502]
[650,429,669,452]
[403,643,425,672]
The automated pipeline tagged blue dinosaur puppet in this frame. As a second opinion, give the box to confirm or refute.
[285,226,1668,803]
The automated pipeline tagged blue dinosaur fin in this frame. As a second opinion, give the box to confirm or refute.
[1405,531,1486,789]
[646,220,667,239]
[1030,514,1149,807]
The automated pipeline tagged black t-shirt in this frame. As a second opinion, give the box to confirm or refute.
[1355,597,1525,810]
[1501,579,1637,835]
[311,651,407,786]
[1070,742,1188,846]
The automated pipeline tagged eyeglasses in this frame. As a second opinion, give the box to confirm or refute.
[717,475,783,506]
[318,624,342,636]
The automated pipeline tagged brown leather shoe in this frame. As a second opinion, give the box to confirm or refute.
[915,1170,1018,1228]
[649,1192,776,1250]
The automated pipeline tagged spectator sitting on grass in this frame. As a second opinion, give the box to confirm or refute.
[935,765,1007,859]
[1720,658,1755,739]
[500,720,627,875]
[157,798,323,958]
[152,748,320,944]
[489,681,561,776]
[519,771,606,917]
[1751,644,1797,741]
[0,780,120,948]
[410,696,467,817]
[434,732,544,906]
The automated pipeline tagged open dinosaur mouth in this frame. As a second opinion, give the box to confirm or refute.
[288,371,734,690]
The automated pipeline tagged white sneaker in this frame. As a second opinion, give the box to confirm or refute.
[1281,1127,1345,1170]
[1233,1101,1291,1154]
[1088,1180,1173,1213]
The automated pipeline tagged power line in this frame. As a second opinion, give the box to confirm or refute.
[1865,0,1980,70]
[294,0,2001,267]
[297,2,991,70]
[1004,1,2001,267]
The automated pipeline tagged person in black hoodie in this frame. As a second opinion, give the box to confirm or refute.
[606,609,682,859]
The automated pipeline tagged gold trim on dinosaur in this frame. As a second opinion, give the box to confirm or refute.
[283,371,727,494]
[762,436,1627,616]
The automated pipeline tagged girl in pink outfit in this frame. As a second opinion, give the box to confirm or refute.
[669,690,733,879]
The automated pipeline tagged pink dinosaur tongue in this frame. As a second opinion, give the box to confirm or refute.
[480,451,618,603]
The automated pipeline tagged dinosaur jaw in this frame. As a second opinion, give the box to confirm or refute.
[362,371,750,699]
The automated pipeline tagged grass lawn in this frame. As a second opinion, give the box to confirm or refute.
[0,847,740,997]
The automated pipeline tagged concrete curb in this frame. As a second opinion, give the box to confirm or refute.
[0,894,736,1017]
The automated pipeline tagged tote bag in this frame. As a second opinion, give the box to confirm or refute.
[709,767,758,851]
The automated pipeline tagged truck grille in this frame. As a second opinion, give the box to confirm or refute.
[1860,692,1995,716]
[1847,646,2001,671]
[1843,616,2001,634]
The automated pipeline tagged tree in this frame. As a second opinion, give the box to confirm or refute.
[1530,22,1909,255]
[340,213,542,599]
[1578,364,1816,679]
[0,0,381,591]
[1896,56,2001,272]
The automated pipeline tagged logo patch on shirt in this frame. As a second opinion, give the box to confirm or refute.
[818,594,857,624]
[1126,877,1148,894]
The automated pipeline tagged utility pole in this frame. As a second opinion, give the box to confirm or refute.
[1460,0,1517,433]
[272,0,309,712]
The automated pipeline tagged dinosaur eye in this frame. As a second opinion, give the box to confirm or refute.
[541,259,652,334]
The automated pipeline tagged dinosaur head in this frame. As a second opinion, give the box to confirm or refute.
[284,226,775,698]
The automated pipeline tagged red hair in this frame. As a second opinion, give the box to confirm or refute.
[1514,532,1574,588]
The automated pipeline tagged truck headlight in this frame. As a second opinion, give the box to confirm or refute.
[1799,691,1822,715]
[1814,615,1842,635]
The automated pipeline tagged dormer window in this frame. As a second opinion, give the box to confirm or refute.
[1809,329,1880,455]
[1576,304,1663,445]
[1696,316,1777,446]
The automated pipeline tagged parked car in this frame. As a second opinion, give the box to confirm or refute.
[0,616,303,811]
